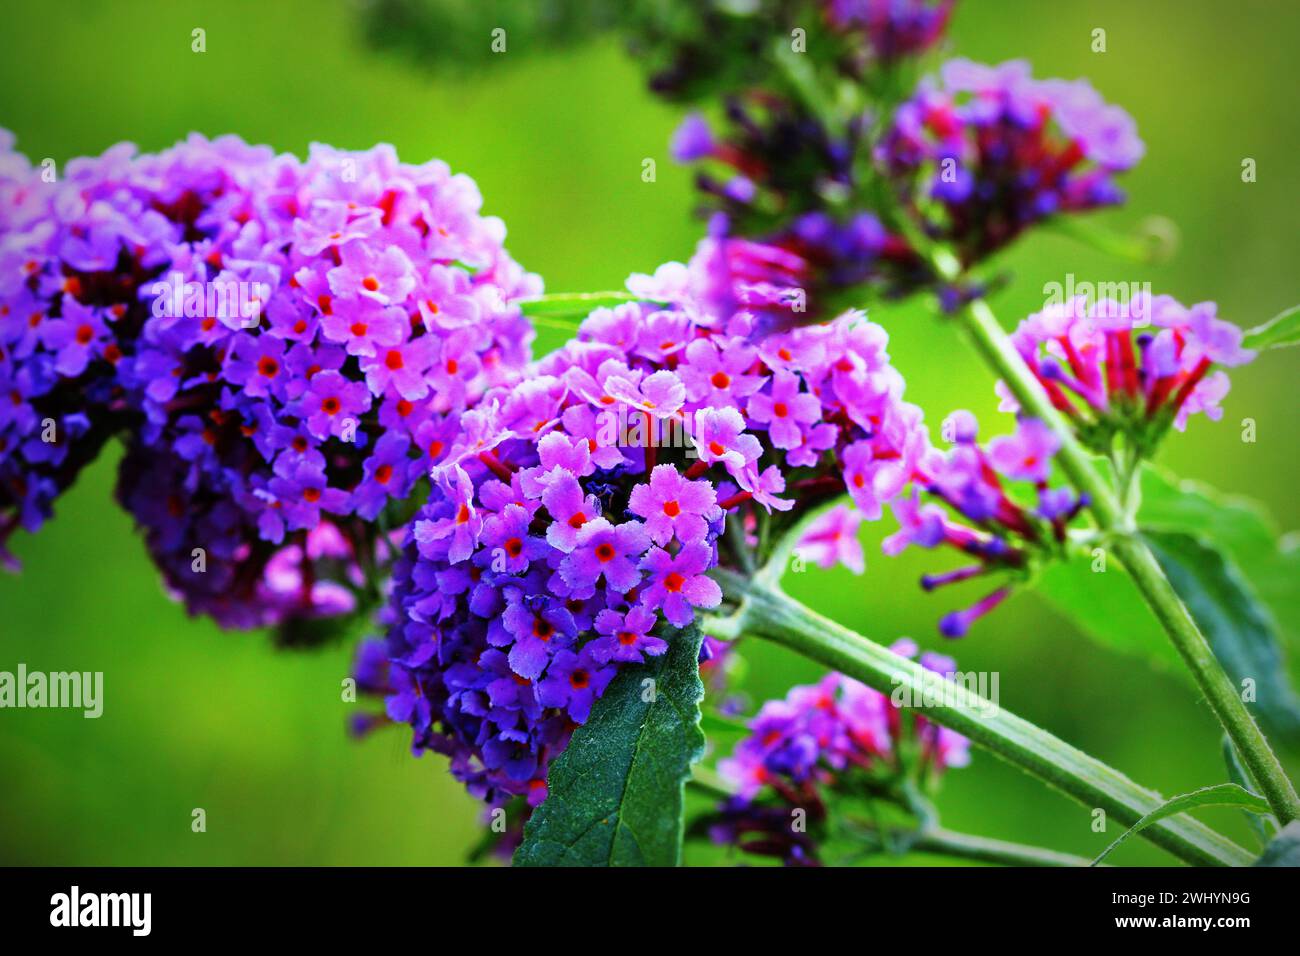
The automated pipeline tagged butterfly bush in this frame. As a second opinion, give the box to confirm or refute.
[0,131,540,626]
[671,94,916,314]
[710,641,970,865]
[355,234,931,805]
[998,293,1256,456]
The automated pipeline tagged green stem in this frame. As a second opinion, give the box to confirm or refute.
[713,569,1252,867]
[951,292,1300,826]
[517,291,651,320]
[912,826,1099,868]
[841,817,1097,866]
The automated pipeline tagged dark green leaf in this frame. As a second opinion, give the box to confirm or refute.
[1243,303,1300,351]
[1139,467,1300,654]
[1145,530,1300,750]
[1092,784,1271,866]
[514,623,705,867]
[1253,821,1300,866]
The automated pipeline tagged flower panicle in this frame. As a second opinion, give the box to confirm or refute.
[355,242,932,805]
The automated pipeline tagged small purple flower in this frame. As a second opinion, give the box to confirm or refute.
[796,504,865,573]
[679,337,764,408]
[670,113,716,163]
[327,242,416,306]
[541,473,602,553]
[413,465,481,563]
[590,606,668,664]
[479,503,547,575]
[224,334,288,399]
[537,647,616,724]
[559,517,650,597]
[747,370,822,451]
[265,461,350,531]
[360,334,438,401]
[353,432,414,520]
[882,492,947,556]
[39,299,110,377]
[319,303,406,357]
[503,599,577,680]
[295,369,372,440]
[690,406,763,475]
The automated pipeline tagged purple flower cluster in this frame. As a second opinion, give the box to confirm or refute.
[358,240,930,805]
[0,131,539,626]
[712,642,970,864]
[886,412,1086,636]
[1000,293,1256,454]
[823,0,956,60]
[883,59,1144,262]
[671,57,1143,317]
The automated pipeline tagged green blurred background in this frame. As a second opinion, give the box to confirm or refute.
[1,0,1296,865]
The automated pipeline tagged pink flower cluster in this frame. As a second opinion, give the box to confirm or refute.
[1002,293,1256,451]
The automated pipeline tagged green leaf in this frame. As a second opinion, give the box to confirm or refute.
[1243,303,1300,351]
[1145,529,1300,750]
[1035,553,1181,669]
[1034,467,1300,748]
[1092,784,1272,866]
[514,623,706,867]
[1253,821,1300,866]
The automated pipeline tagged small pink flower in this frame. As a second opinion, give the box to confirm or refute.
[987,418,1058,482]
[797,504,865,574]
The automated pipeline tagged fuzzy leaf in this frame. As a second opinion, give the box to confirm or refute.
[1092,784,1271,866]
[514,623,705,867]
[1138,467,1300,652]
